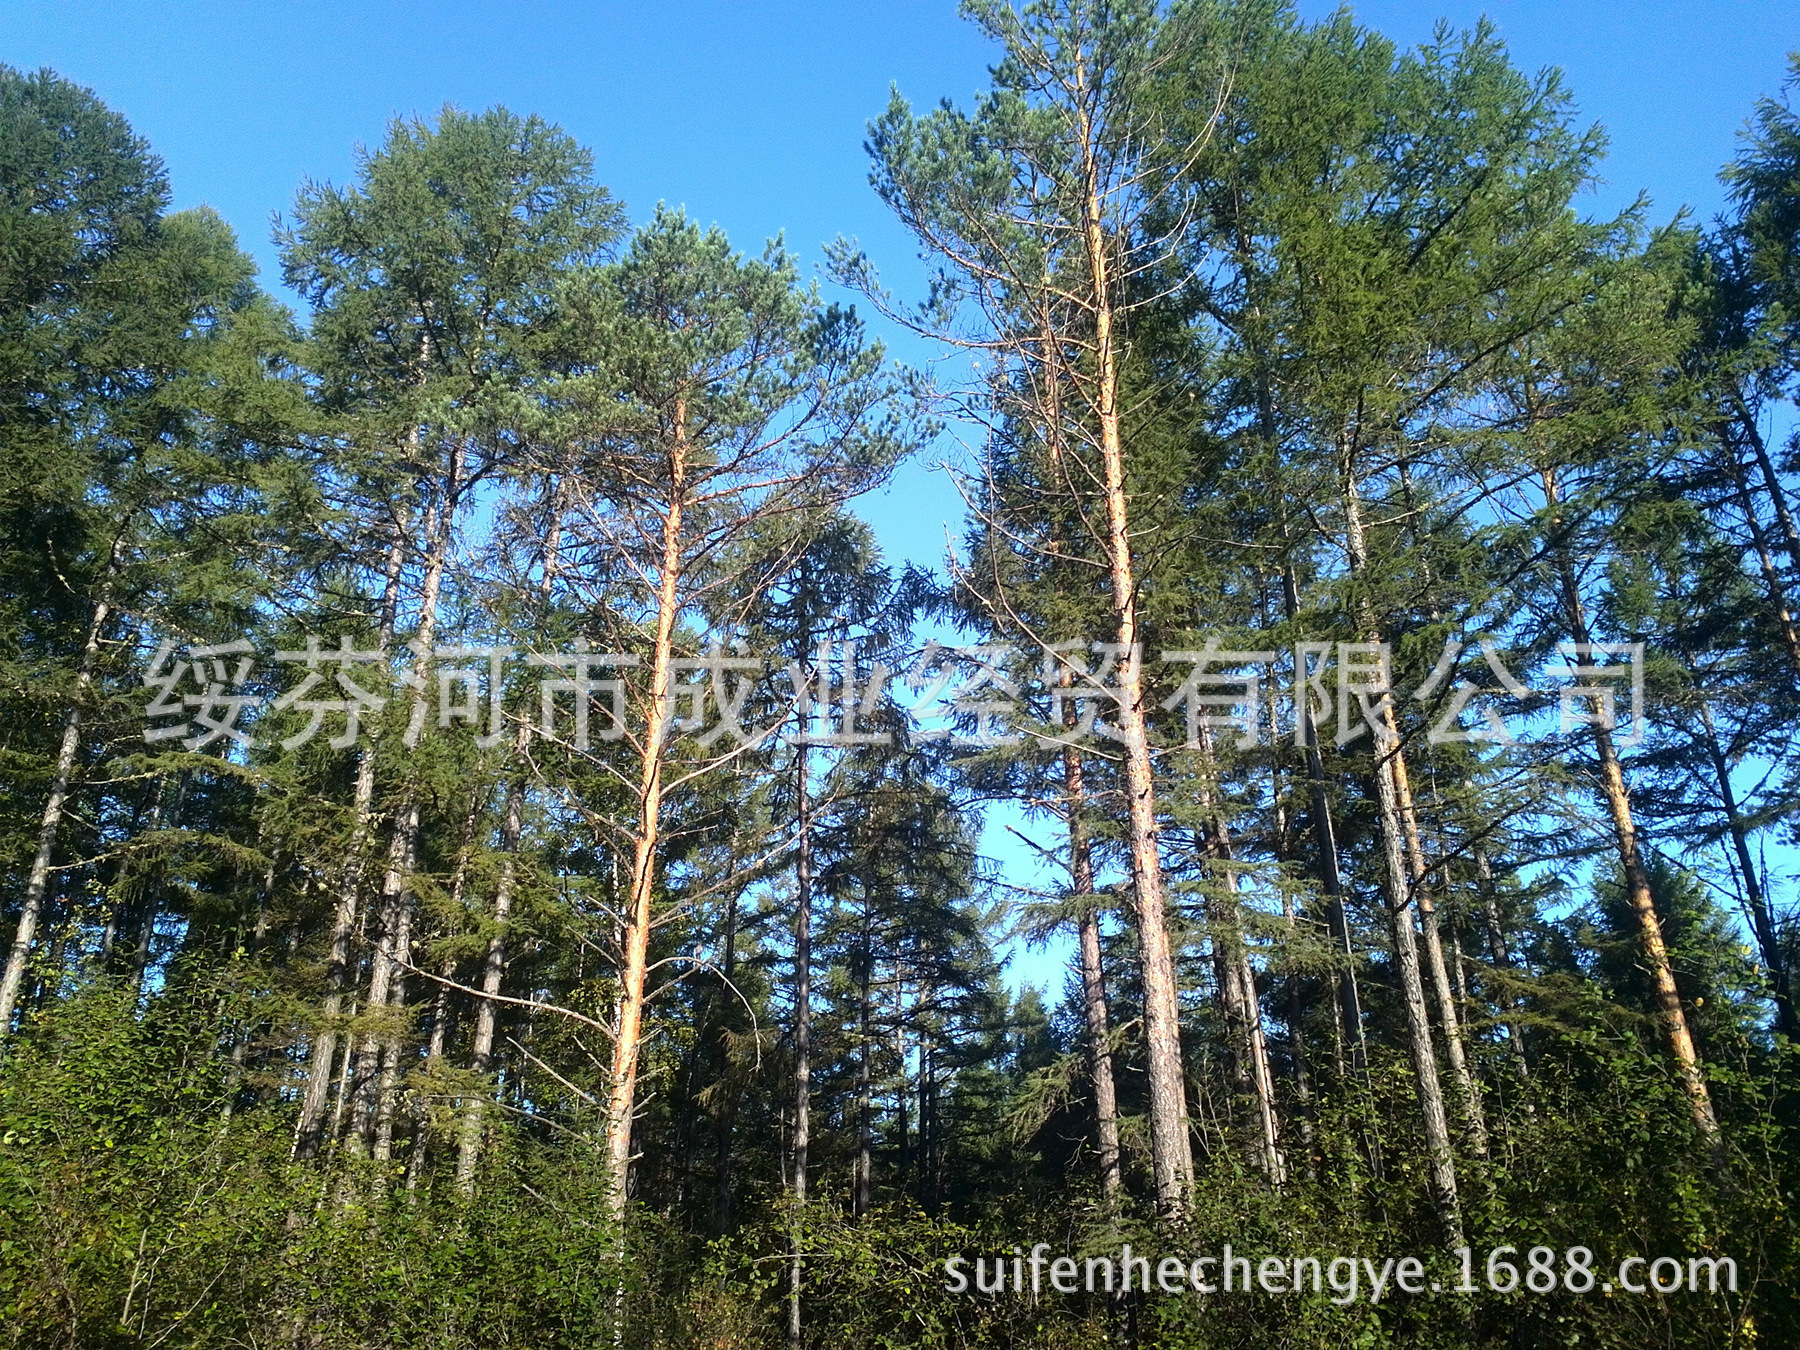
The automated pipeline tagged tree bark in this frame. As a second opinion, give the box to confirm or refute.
[1388,749,1489,1157]
[603,399,688,1222]
[1733,393,1800,575]
[712,889,740,1233]
[1194,730,1283,1184]
[1341,472,1463,1245]
[350,464,459,1160]
[1724,439,1800,680]
[456,487,564,1191]
[295,512,407,1161]
[1079,105,1193,1215]
[1059,678,1122,1200]
[1542,466,1720,1147]
[1473,847,1530,1080]
[854,902,874,1218]
[1696,698,1796,1039]
[0,536,119,1040]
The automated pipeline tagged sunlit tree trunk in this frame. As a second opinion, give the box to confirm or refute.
[603,400,688,1223]
[1542,466,1720,1148]
[0,536,120,1040]
[1081,118,1193,1216]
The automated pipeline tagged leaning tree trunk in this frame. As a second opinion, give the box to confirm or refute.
[0,536,120,1041]
[1543,466,1720,1148]
[1389,746,1489,1158]
[1733,392,1800,574]
[1695,698,1796,1040]
[1587,719,1721,1141]
[1724,437,1800,681]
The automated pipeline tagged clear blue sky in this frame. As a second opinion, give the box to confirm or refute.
[3,1,1792,576]
[4,0,1793,994]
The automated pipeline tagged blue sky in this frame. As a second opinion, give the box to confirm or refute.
[4,0,1794,994]
[4,1,1792,575]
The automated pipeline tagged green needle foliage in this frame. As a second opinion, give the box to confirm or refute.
[4,10,1800,1347]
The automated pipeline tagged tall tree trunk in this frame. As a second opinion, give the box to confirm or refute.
[712,889,740,1232]
[125,774,187,999]
[351,460,460,1160]
[1280,564,1369,1080]
[854,903,873,1218]
[603,400,688,1222]
[456,486,564,1192]
[1733,392,1800,574]
[1194,730,1283,1184]
[453,774,522,1193]
[1342,471,1463,1245]
[0,537,120,1040]
[295,515,408,1159]
[1388,748,1489,1157]
[1542,466,1720,1147]
[405,787,481,1194]
[1725,441,1800,680]
[1060,681,1122,1200]
[1266,721,1316,1160]
[1079,119,1193,1216]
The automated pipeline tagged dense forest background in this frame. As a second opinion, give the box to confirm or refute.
[3,1,1800,1345]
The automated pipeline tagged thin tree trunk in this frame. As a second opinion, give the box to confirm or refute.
[294,517,407,1159]
[1388,749,1489,1158]
[1342,471,1463,1245]
[1194,729,1283,1184]
[712,890,739,1232]
[453,776,522,1192]
[1473,848,1530,1079]
[0,537,120,1039]
[1078,112,1192,1215]
[1281,565,1369,1080]
[1696,698,1796,1039]
[457,486,564,1192]
[405,788,480,1194]
[603,399,689,1222]
[1725,442,1800,680]
[1733,393,1800,574]
[1542,466,1720,1146]
[353,453,461,1161]
[788,736,812,1350]
[1060,681,1122,1201]
[854,903,873,1218]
